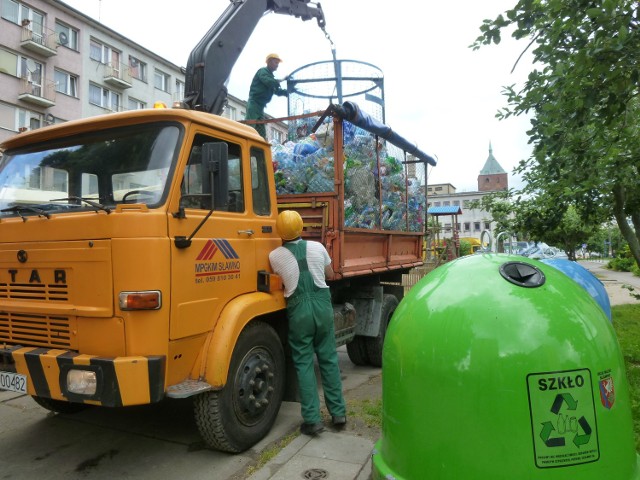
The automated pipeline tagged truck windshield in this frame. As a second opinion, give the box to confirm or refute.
[0,122,182,216]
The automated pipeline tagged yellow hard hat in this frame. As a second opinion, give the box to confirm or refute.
[266,53,283,63]
[276,210,303,241]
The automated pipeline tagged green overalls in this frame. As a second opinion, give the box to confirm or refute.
[284,241,346,424]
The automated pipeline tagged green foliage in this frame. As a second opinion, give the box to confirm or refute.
[472,0,640,269]
[459,239,472,257]
[613,304,640,450]
[473,190,595,259]
[608,244,637,272]
[609,256,637,272]
[586,224,626,256]
[471,190,516,235]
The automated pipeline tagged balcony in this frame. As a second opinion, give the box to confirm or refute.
[103,62,132,89]
[18,78,56,108]
[20,24,57,57]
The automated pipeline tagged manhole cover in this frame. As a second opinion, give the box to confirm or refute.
[302,468,329,479]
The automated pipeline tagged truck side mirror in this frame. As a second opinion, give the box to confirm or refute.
[202,142,229,210]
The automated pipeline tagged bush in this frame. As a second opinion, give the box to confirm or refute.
[459,239,472,257]
[608,256,636,272]
[608,244,637,272]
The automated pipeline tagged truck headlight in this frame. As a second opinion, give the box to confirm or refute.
[67,369,97,395]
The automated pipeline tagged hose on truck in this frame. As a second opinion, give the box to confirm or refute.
[331,101,438,167]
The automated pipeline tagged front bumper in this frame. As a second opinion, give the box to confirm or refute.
[1,345,165,407]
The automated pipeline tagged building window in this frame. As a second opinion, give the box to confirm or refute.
[2,1,44,36]
[0,103,41,132]
[18,107,42,131]
[54,69,78,97]
[464,222,470,231]
[0,50,45,95]
[474,222,481,232]
[453,200,460,206]
[463,200,470,208]
[270,129,284,144]
[484,221,491,230]
[435,186,443,191]
[89,83,120,111]
[434,201,441,207]
[443,201,450,206]
[129,55,147,82]
[127,97,146,110]
[224,105,237,120]
[175,79,185,99]
[55,21,78,50]
[18,56,43,95]
[456,223,461,231]
[154,69,170,92]
[90,39,120,68]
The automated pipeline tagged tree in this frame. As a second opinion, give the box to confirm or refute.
[473,191,596,259]
[472,0,640,268]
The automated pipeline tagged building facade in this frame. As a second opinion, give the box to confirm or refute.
[427,143,508,241]
[0,0,286,146]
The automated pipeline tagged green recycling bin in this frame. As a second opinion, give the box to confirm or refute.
[372,253,640,479]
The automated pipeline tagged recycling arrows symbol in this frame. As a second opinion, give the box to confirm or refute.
[539,393,592,448]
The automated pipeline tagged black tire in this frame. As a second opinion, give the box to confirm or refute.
[31,396,89,414]
[365,294,399,367]
[346,335,369,366]
[194,321,285,453]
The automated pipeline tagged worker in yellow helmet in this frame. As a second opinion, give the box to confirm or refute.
[246,53,287,139]
[269,210,346,436]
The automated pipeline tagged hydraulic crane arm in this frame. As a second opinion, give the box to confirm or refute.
[183,0,326,115]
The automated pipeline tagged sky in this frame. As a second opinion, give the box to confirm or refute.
[61,0,534,192]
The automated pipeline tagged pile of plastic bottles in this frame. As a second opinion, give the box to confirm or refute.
[271,119,425,232]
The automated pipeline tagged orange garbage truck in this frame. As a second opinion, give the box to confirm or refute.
[0,102,434,452]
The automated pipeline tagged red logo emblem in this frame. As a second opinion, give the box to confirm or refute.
[599,376,615,409]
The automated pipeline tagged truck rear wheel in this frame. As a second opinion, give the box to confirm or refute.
[31,396,89,414]
[365,294,399,367]
[194,321,285,453]
[346,336,370,366]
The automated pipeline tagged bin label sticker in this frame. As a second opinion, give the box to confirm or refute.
[598,369,615,409]
[527,368,599,468]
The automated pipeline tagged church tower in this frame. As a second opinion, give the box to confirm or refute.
[477,142,508,192]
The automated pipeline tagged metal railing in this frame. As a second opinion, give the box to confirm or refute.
[20,77,56,102]
[104,62,132,85]
[21,24,57,51]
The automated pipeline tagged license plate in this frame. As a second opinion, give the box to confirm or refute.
[0,371,27,394]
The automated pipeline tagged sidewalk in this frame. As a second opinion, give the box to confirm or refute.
[245,348,380,480]
[580,260,640,306]
[247,426,374,480]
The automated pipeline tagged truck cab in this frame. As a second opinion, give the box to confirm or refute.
[0,108,287,452]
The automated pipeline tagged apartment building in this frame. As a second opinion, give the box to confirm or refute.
[427,143,509,241]
[0,0,287,146]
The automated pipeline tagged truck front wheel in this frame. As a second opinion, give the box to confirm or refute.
[365,294,399,367]
[194,321,285,453]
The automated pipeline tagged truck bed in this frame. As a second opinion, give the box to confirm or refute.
[277,193,423,278]
[269,108,427,279]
